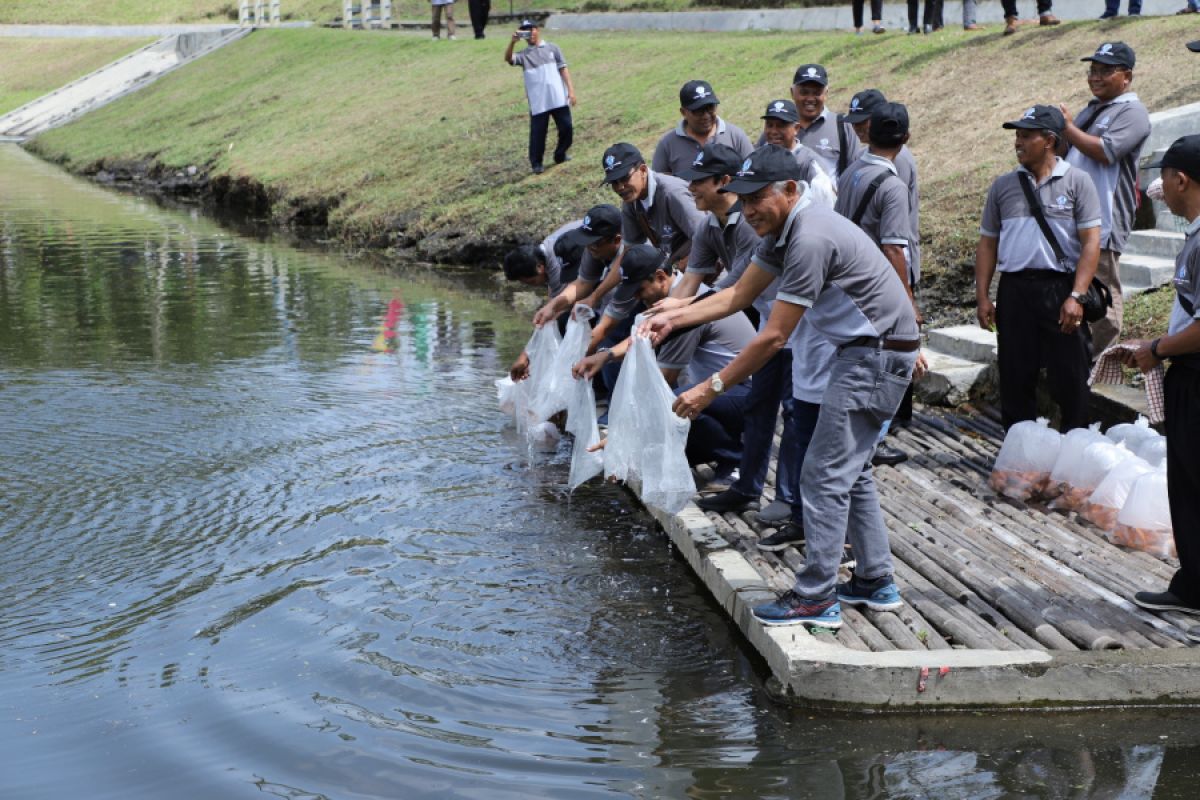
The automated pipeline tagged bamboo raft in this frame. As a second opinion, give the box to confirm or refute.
[642,404,1200,710]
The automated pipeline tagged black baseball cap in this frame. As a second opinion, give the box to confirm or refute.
[676,142,743,181]
[792,64,829,86]
[869,102,909,146]
[618,243,668,286]
[518,19,537,29]
[680,80,719,110]
[761,99,800,123]
[1082,41,1135,68]
[574,204,622,244]
[1147,134,1200,182]
[842,88,887,124]
[1188,40,1200,53]
[600,142,644,186]
[722,145,804,195]
[1002,105,1066,137]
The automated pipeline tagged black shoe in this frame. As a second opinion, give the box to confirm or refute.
[695,488,755,513]
[757,522,805,552]
[531,164,544,175]
[554,153,572,164]
[872,444,908,467]
[1133,590,1200,614]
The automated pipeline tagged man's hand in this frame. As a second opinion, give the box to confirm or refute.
[1121,339,1163,373]
[511,30,522,41]
[637,313,676,346]
[672,379,716,420]
[913,351,929,382]
[573,350,610,380]
[645,296,690,318]
[976,296,996,331]
[509,352,531,382]
[1057,104,1075,127]
[531,304,559,329]
[1059,296,1084,335]
[568,91,577,107]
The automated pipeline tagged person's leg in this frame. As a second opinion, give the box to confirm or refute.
[550,105,574,164]
[445,2,457,37]
[528,110,550,171]
[1166,366,1200,607]
[431,4,441,38]
[1102,0,1120,15]
[729,349,789,501]
[684,383,751,471]
[907,0,920,30]
[1039,276,1092,431]
[1036,0,1058,20]
[467,0,482,36]
[852,0,866,30]
[871,0,884,25]
[962,0,978,26]
[996,274,1043,429]
[1090,248,1124,355]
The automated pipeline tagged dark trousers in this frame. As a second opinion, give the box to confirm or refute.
[682,382,752,473]
[1166,365,1200,606]
[907,0,944,28]
[1001,0,1053,16]
[731,348,799,504]
[1102,0,1141,13]
[467,0,490,37]
[782,399,822,527]
[852,0,884,27]
[996,270,1092,432]
[528,105,573,170]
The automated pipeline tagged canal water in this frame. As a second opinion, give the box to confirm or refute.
[2,143,1200,799]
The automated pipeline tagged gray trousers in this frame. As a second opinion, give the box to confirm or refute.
[794,345,917,599]
[962,0,977,24]
[1091,248,1124,355]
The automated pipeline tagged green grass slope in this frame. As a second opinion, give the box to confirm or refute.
[25,18,1199,324]
[0,37,154,115]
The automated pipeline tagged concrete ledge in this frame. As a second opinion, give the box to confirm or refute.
[1120,253,1176,295]
[927,325,997,364]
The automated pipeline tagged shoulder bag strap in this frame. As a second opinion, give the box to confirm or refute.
[837,121,849,178]
[851,172,890,227]
[1076,103,1114,135]
[1017,172,1069,269]
[634,206,660,248]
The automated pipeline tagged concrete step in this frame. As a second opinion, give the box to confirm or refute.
[925,325,997,364]
[915,348,993,407]
[1119,253,1175,296]
[1125,229,1185,260]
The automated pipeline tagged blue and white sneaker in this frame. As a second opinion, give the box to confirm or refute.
[752,591,842,628]
[836,578,903,612]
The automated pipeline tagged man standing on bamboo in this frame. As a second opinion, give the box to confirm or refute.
[505,20,576,175]
[975,105,1101,431]
[1058,42,1151,355]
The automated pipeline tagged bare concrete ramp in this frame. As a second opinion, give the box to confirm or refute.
[0,27,250,140]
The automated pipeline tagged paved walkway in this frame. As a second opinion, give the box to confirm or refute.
[0,22,310,38]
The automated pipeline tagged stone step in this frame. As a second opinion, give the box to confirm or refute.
[1119,253,1175,296]
[925,325,997,364]
[1125,229,1185,260]
[914,348,993,407]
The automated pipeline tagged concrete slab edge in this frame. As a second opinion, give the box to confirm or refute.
[635,495,1200,710]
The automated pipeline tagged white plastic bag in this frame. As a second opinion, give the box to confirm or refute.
[1113,467,1175,558]
[1106,416,1156,450]
[989,417,1062,501]
[524,322,562,421]
[1049,440,1131,512]
[566,376,603,489]
[1045,423,1107,499]
[533,305,593,421]
[1081,455,1153,532]
[1132,433,1166,468]
[528,421,561,452]
[496,376,519,416]
[603,322,696,513]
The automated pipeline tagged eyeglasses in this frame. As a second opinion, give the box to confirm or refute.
[1087,65,1124,77]
[684,105,717,116]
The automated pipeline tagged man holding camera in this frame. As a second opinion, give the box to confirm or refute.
[505,20,576,175]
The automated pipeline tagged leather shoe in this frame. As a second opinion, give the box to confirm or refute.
[695,488,755,512]
[963,23,982,30]
[1003,15,1018,34]
[872,444,909,467]
[1039,13,1061,24]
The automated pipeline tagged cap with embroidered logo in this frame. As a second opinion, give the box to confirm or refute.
[675,142,744,182]
[599,142,644,186]
[1002,105,1066,138]
[761,99,800,123]
[842,88,887,124]
[518,18,538,29]
[1082,41,1134,69]
[574,204,622,244]
[792,64,828,87]
[680,80,720,111]
[721,145,804,195]
[618,243,669,286]
[1147,134,1200,183]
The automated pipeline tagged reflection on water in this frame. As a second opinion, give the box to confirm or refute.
[2,143,1200,799]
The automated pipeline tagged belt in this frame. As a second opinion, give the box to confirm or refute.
[841,336,921,352]
[1001,268,1072,281]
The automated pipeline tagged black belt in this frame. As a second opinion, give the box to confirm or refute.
[1002,268,1072,281]
[841,336,921,352]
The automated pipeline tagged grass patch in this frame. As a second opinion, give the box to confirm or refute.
[0,37,154,115]
[25,17,1200,313]
[1124,285,1177,342]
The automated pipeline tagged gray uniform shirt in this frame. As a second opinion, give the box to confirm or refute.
[752,195,919,346]
[656,289,757,389]
[1064,92,1151,254]
[578,242,629,320]
[980,159,1102,274]
[1167,215,1200,370]
[651,118,754,176]
[835,153,911,256]
[687,205,775,329]
[894,145,921,284]
[510,41,568,116]
[791,142,826,185]
[620,170,707,266]
[540,219,581,298]
[756,109,863,180]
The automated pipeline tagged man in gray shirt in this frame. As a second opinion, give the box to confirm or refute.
[652,80,753,177]
[976,105,1102,432]
[788,64,865,181]
[643,145,920,628]
[505,20,576,175]
[1058,42,1152,355]
[1122,136,1200,626]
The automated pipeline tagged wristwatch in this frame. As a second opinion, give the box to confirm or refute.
[1150,338,1163,359]
[710,373,725,395]
[1069,291,1087,304]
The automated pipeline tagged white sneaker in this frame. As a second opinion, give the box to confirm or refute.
[448,34,457,40]
[431,35,439,40]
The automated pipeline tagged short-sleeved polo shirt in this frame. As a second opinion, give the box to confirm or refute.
[1167,215,1200,370]
[752,198,919,346]
[540,219,582,298]
[511,41,568,116]
[620,171,707,266]
[578,242,627,321]
[686,205,774,328]
[796,109,865,181]
[656,289,757,388]
[980,159,1102,274]
[894,145,921,284]
[651,118,754,176]
[835,153,911,255]
[1064,92,1151,254]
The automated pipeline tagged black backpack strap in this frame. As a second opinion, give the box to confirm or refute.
[837,121,849,178]
[851,172,890,227]
[1179,290,1196,318]
[1017,172,1069,269]
[1077,103,1113,135]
